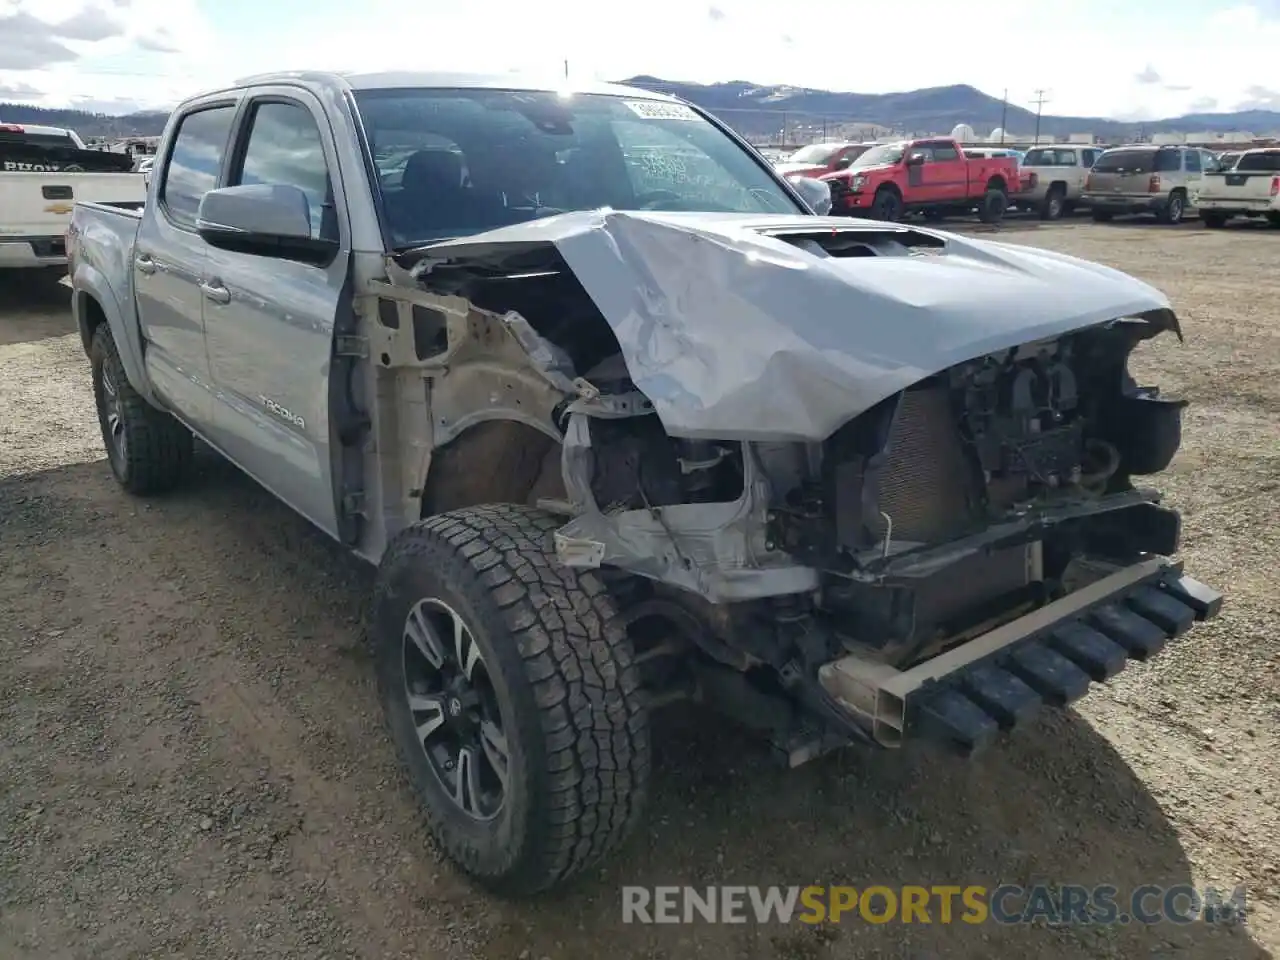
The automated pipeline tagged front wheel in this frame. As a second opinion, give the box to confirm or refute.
[89,325,192,494]
[371,504,651,896]
[870,187,903,221]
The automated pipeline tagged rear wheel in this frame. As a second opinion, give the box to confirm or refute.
[870,186,903,221]
[89,325,192,494]
[1160,191,1186,224]
[978,187,1008,224]
[1040,186,1066,220]
[371,504,651,895]
[1200,212,1228,229]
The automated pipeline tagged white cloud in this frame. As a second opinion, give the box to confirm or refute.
[1,0,1279,126]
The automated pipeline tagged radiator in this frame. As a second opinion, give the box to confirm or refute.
[869,384,978,543]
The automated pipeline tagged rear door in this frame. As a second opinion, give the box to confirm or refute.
[134,99,239,427]
[201,87,349,536]
[1090,148,1156,195]
[1183,147,1203,204]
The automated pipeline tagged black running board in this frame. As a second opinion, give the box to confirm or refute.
[818,558,1222,757]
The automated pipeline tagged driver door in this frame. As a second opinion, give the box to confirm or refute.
[200,89,350,536]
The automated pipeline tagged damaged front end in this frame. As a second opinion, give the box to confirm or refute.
[374,210,1223,764]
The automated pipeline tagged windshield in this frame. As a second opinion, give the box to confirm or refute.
[787,143,841,165]
[851,142,906,167]
[1093,149,1155,173]
[1236,151,1280,172]
[352,88,802,247]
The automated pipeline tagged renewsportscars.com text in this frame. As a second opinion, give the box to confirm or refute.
[621,884,1248,926]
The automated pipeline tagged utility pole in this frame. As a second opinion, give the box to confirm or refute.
[1030,89,1051,145]
[1000,89,1008,144]
[563,59,569,79]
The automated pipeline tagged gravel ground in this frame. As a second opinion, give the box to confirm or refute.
[1,220,1277,960]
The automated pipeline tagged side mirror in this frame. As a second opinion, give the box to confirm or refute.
[196,183,336,263]
[905,152,926,167]
[789,175,833,216]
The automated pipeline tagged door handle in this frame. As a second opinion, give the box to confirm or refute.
[135,254,157,275]
[200,281,231,305]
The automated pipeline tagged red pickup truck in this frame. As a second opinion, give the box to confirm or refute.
[821,137,1019,223]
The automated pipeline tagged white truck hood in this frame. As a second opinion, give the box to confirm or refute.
[415,210,1178,442]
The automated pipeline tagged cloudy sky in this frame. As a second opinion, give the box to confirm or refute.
[1,0,1277,120]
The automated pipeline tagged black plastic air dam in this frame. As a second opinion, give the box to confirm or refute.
[829,564,1223,757]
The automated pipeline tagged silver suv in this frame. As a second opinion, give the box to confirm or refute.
[1082,145,1218,224]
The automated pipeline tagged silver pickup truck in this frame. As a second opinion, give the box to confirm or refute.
[67,70,1222,896]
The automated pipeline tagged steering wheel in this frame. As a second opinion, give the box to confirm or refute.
[634,190,685,210]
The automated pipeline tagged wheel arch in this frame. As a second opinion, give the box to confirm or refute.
[420,418,565,519]
[72,263,156,404]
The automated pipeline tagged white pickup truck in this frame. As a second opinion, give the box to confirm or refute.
[0,122,146,269]
[1197,147,1280,228]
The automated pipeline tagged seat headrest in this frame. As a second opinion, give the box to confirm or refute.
[401,149,463,193]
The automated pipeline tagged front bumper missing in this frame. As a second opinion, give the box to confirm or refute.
[818,557,1222,756]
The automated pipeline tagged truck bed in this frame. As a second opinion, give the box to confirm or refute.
[1198,151,1280,220]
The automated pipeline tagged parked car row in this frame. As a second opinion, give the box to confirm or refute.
[770,139,1274,228]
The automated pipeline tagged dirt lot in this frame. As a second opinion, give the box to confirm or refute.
[1,220,1277,960]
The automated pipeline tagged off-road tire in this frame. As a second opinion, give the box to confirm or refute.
[978,187,1008,224]
[870,186,903,221]
[1200,212,1229,229]
[1091,209,1115,222]
[1040,186,1066,220]
[371,504,651,896]
[1160,191,1186,225]
[89,324,192,494]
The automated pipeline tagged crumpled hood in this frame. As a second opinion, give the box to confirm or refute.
[416,210,1176,442]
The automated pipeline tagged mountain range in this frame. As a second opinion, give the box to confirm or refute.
[3,79,1277,141]
[620,78,1280,141]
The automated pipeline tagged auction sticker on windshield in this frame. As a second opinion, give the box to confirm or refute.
[623,100,700,121]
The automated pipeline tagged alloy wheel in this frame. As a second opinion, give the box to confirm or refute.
[402,597,509,821]
[100,365,128,463]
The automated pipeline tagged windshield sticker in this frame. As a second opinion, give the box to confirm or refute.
[623,100,700,121]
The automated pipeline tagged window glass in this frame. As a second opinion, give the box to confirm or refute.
[0,130,75,148]
[852,142,906,167]
[351,89,800,247]
[930,143,959,161]
[235,101,335,240]
[1185,149,1201,172]
[1094,149,1155,173]
[161,106,236,227]
[1023,148,1079,166]
[789,143,842,165]
[1154,150,1182,172]
[1236,150,1280,172]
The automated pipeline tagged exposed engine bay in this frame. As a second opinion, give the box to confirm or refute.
[363,210,1217,763]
